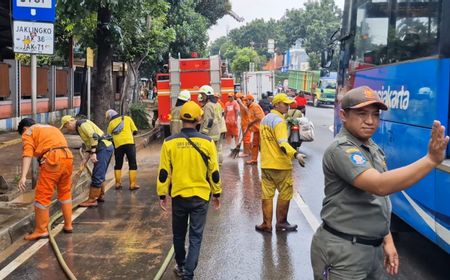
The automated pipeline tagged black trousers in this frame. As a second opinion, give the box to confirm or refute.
[172,196,209,280]
[114,144,137,170]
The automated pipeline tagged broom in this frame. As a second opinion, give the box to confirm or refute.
[229,127,250,159]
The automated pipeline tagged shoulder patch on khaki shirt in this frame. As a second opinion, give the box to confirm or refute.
[349,152,368,166]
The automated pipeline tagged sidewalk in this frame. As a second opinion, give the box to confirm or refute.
[0,127,159,255]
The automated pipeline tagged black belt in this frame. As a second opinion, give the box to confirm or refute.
[323,223,383,247]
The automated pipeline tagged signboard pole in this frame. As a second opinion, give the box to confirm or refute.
[31,54,37,188]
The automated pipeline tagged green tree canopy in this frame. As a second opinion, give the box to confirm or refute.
[231,47,261,75]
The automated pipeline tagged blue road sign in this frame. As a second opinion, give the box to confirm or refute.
[12,0,56,23]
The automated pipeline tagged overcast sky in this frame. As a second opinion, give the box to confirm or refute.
[208,0,345,42]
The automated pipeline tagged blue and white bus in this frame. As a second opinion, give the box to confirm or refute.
[331,0,450,253]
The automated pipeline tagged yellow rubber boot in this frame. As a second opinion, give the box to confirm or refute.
[129,170,140,190]
[114,170,122,189]
[25,207,49,240]
[61,203,73,233]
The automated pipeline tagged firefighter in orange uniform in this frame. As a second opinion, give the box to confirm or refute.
[235,93,251,157]
[17,118,74,240]
[245,95,265,165]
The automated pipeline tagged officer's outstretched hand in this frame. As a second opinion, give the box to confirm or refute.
[296,153,306,167]
[212,197,220,210]
[427,120,449,165]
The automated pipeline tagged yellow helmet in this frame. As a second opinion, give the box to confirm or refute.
[180,101,204,121]
[177,90,191,101]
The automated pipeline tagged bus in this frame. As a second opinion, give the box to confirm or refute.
[327,0,450,253]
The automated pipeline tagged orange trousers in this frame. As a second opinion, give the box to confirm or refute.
[35,157,73,207]
[250,130,260,161]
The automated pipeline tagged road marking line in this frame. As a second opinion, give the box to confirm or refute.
[328,125,334,133]
[293,190,321,231]
[0,207,87,280]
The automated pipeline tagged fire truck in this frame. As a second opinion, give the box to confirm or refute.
[156,55,234,135]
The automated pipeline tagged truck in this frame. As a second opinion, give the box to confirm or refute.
[156,55,234,135]
[241,71,275,100]
[287,70,337,107]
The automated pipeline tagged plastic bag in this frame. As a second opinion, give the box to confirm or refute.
[298,117,314,142]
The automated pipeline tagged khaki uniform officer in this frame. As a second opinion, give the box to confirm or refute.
[311,86,449,280]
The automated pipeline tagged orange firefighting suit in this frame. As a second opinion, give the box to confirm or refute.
[22,124,73,207]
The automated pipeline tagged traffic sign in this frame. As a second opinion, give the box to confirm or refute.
[12,0,56,22]
[13,21,54,55]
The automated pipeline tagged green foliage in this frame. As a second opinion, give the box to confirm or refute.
[282,0,342,70]
[208,36,228,55]
[231,48,261,75]
[228,19,286,58]
[194,0,231,26]
[209,0,342,72]
[166,0,209,58]
[129,102,151,129]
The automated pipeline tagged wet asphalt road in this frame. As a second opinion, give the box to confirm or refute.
[1,105,449,280]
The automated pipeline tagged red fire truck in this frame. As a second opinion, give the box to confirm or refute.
[156,55,234,135]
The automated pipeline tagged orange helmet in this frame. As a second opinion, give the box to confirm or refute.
[246,94,255,101]
[235,92,244,99]
[228,93,234,97]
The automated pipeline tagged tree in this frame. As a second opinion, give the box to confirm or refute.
[208,36,228,55]
[280,0,341,70]
[57,0,176,127]
[228,19,287,58]
[165,0,231,58]
[231,47,261,77]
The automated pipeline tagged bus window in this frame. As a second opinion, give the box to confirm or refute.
[353,1,389,67]
[389,0,440,62]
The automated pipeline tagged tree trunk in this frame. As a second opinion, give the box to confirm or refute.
[92,4,114,129]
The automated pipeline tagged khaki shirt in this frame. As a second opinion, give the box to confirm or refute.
[200,102,220,140]
[320,127,391,239]
[170,106,183,135]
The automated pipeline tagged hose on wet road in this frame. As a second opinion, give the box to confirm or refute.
[153,246,174,280]
[48,210,77,280]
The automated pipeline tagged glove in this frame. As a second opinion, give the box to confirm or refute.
[296,153,306,167]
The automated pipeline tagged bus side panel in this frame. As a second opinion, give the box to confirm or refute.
[383,122,437,246]
[436,169,450,253]
[354,58,450,131]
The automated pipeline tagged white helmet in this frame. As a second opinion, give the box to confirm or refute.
[199,85,214,96]
[178,90,191,101]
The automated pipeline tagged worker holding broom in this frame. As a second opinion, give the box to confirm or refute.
[245,95,265,165]
[17,118,74,240]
